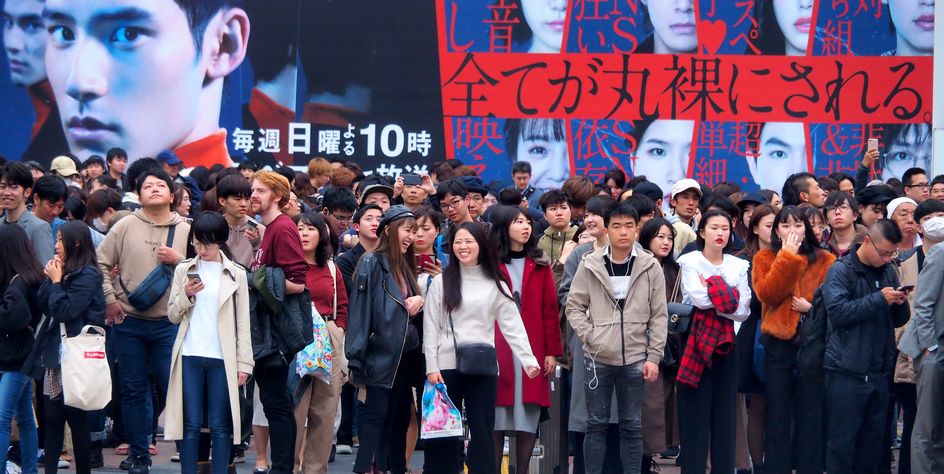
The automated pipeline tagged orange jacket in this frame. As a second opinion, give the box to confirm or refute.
[752,248,836,341]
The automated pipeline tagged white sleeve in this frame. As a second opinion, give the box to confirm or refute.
[680,257,713,309]
[725,261,752,322]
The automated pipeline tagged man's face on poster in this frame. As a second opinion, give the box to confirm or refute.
[881,123,931,182]
[2,0,47,86]
[44,0,208,160]
[750,122,808,192]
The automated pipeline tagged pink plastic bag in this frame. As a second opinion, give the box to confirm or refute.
[420,381,464,439]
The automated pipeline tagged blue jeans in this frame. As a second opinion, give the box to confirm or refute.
[113,317,178,459]
[181,357,232,474]
[583,359,644,474]
[0,371,38,474]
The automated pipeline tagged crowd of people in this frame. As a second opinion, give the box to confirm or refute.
[0,148,943,474]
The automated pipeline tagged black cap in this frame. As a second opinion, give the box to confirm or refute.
[377,205,414,235]
[359,184,394,206]
[457,176,488,196]
[737,192,768,209]
[633,181,664,202]
[856,184,898,206]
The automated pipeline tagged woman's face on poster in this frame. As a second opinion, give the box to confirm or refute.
[750,122,808,192]
[521,0,567,53]
[632,119,693,200]
[643,0,697,54]
[885,0,935,56]
[515,119,570,190]
[881,123,931,182]
[774,0,814,55]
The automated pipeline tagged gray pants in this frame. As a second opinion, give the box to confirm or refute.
[912,349,944,474]
[584,359,644,474]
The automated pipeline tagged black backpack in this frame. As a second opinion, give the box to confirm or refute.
[795,286,827,379]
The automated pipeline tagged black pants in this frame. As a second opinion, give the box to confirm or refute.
[43,396,91,474]
[763,338,826,474]
[677,351,737,474]
[338,384,356,445]
[892,382,916,474]
[354,364,414,474]
[253,354,297,474]
[826,371,889,473]
[424,370,498,474]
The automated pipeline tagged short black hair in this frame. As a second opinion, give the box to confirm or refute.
[32,175,68,203]
[83,155,106,170]
[135,169,175,196]
[818,176,839,194]
[498,188,523,206]
[0,162,34,189]
[782,172,817,207]
[699,193,739,220]
[511,161,532,175]
[931,174,944,187]
[436,179,468,201]
[243,0,297,83]
[61,196,87,221]
[914,199,944,224]
[586,195,617,217]
[622,194,657,219]
[824,189,859,214]
[127,158,163,193]
[869,219,903,245]
[604,200,640,227]
[603,169,626,189]
[293,212,331,267]
[902,167,927,187]
[191,211,230,245]
[86,189,123,218]
[173,0,244,51]
[539,189,569,212]
[106,147,127,163]
[216,175,252,199]
[829,172,854,189]
[320,186,358,213]
[353,203,383,228]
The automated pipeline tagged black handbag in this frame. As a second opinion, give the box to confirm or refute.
[119,226,177,311]
[447,310,498,376]
[666,272,695,334]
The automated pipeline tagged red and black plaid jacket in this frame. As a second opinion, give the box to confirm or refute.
[677,275,741,388]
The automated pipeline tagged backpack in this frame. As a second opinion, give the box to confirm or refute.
[795,285,827,379]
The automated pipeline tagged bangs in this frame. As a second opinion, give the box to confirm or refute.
[521,119,566,142]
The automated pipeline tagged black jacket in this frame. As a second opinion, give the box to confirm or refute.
[822,248,910,380]
[345,252,418,388]
[249,266,313,361]
[336,243,366,301]
[26,266,107,379]
[0,276,42,373]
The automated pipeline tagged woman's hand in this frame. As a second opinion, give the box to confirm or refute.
[421,259,443,277]
[237,372,250,386]
[543,356,557,376]
[524,366,541,379]
[791,296,812,313]
[44,257,63,283]
[405,295,424,317]
[427,372,444,384]
[184,277,205,298]
[782,230,802,254]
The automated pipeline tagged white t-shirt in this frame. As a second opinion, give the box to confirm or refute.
[182,260,225,359]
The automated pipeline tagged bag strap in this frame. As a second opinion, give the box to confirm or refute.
[447,310,460,360]
[328,260,338,320]
[671,269,682,303]
[117,224,178,296]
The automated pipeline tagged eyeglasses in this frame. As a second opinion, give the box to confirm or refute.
[0,183,21,191]
[826,204,852,214]
[442,198,466,210]
[868,237,899,259]
[191,241,220,249]
[905,183,929,191]
[328,211,352,224]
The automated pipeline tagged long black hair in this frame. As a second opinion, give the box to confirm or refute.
[695,209,737,254]
[771,205,821,263]
[489,205,543,264]
[58,221,100,277]
[639,217,679,271]
[294,212,331,267]
[0,225,44,291]
[442,222,512,313]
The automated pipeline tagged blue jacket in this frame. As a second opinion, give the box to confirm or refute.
[822,248,910,380]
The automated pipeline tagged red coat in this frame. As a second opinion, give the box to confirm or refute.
[495,256,563,407]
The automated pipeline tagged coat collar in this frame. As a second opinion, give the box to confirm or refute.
[180,255,240,311]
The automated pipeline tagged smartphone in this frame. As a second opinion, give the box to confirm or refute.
[416,254,437,271]
[867,138,879,152]
[898,285,915,293]
[187,272,201,283]
[247,219,258,229]
[401,173,421,186]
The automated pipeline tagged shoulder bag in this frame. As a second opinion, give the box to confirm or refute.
[447,310,498,376]
[119,225,177,311]
[666,270,695,334]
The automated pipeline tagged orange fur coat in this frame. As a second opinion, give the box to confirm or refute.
[752,248,836,341]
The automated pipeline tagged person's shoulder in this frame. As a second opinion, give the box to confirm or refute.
[723,254,750,271]
[676,250,699,266]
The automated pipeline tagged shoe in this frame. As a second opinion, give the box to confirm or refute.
[336,444,353,455]
[659,446,679,459]
[253,468,269,474]
[89,448,104,469]
[5,461,22,474]
[171,452,180,463]
[148,444,159,455]
[233,451,245,464]
[128,455,151,474]
[115,443,130,455]
[119,455,135,470]
[57,458,70,469]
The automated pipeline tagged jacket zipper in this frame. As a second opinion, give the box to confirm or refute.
[383,280,410,389]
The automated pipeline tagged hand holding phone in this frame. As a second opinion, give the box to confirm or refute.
[867,138,879,152]
[897,285,915,293]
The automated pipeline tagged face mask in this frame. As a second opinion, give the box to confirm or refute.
[922,216,944,242]
[93,218,108,233]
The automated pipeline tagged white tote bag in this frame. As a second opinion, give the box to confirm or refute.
[59,324,112,410]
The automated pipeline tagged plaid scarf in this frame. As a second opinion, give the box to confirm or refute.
[677,275,740,388]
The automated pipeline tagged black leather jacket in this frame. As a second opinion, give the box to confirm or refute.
[345,252,420,388]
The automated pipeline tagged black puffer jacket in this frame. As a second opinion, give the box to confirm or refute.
[345,252,420,388]
[0,276,42,373]
[822,248,910,380]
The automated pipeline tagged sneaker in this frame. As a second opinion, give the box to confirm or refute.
[89,450,104,469]
[57,458,70,469]
[5,461,22,474]
[119,455,135,471]
[129,455,151,474]
[232,451,245,464]
[171,453,180,463]
[335,444,353,455]
[659,446,680,459]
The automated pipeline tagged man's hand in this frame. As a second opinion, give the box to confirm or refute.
[157,245,183,265]
[862,149,879,168]
[244,226,261,243]
[405,295,424,317]
[643,361,659,382]
[393,176,405,198]
[881,287,907,305]
[106,302,126,325]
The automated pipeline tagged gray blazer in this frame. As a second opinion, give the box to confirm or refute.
[899,244,944,358]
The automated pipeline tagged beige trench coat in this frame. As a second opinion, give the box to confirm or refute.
[164,255,254,441]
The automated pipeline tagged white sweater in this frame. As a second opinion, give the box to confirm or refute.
[423,265,538,374]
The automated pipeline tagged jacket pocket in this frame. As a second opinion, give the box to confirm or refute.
[585,321,622,362]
